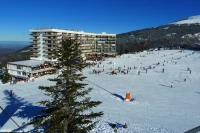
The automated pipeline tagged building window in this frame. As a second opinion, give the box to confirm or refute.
[17,66,22,70]
[17,71,21,75]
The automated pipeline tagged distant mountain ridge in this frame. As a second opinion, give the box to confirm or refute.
[0,41,29,48]
[117,15,200,53]
[0,41,29,56]
[0,45,30,68]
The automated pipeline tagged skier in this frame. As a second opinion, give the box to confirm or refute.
[124,123,128,128]
[138,71,140,75]
[10,90,13,97]
[114,127,117,133]
[146,69,147,73]
[171,82,173,88]
[127,69,128,74]
[184,78,186,82]
[162,68,164,73]
[190,70,191,74]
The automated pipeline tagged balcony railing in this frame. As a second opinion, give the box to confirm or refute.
[43,38,61,41]
[30,38,40,41]
[43,54,56,58]
[43,42,53,45]
[43,34,61,37]
[43,45,55,49]
[30,45,40,49]
[30,49,40,52]
[30,42,40,45]
[30,53,41,57]
[43,50,53,54]
[30,33,40,36]
[82,50,92,53]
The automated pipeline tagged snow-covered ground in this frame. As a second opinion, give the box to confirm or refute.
[0,50,200,133]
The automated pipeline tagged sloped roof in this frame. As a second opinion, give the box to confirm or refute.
[8,60,45,67]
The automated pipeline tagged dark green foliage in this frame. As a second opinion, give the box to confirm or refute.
[117,24,200,53]
[2,69,10,84]
[29,38,103,133]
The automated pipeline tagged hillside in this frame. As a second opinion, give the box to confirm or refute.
[117,15,200,53]
[0,45,30,68]
[0,50,200,132]
[0,48,19,56]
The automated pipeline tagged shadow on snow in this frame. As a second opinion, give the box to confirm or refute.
[0,90,44,132]
[158,84,171,88]
[86,80,125,101]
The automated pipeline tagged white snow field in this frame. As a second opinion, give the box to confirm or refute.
[0,50,200,133]
[172,15,200,25]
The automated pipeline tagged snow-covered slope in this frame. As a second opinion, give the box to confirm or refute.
[172,15,200,25]
[0,50,200,133]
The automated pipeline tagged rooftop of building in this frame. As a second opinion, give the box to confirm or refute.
[29,28,116,36]
[8,60,46,67]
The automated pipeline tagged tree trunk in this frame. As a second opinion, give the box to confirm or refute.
[63,119,68,133]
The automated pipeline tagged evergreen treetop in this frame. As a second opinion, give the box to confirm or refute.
[29,38,103,133]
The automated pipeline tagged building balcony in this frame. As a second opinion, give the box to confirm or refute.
[30,38,40,41]
[82,43,94,46]
[43,42,53,45]
[82,50,93,53]
[30,42,40,45]
[43,34,61,37]
[43,50,54,54]
[30,49,40,53]
[30,33,40,36]
[107,38,116,41]
[43,45,55,49]
[30,45,40,49]
[43,38,61,41]
[30,53,41,57]
[43,54,56,58]
[97,41,105,43]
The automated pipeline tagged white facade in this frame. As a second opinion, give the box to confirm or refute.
[7,60,46,78]
[30,28,116,61]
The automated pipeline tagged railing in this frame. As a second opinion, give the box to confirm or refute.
[30,49,40,52]
[82,50,92,53]
[43,34,61,37]
[30,38,40,41]
[30,45,40,48]
[30,42,40,45]
[30,33,40,36]
[43,38,61,41]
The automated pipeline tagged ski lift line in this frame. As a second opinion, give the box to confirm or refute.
[129,63,142,90]
[0,106,25,132]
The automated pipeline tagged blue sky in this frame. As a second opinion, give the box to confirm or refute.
[0,0,200,41]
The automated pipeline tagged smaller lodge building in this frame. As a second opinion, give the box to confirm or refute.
[7,60,57,80]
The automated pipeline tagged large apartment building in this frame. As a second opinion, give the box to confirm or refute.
[30,28,116,61]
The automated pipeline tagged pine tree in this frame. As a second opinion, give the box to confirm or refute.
[2,69,10,84]
[29,38,103,133]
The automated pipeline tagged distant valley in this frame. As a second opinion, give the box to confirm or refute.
[0,41,29,55]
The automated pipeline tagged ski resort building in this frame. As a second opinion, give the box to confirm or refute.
[30,28,116,61]
[7,60,57,79]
